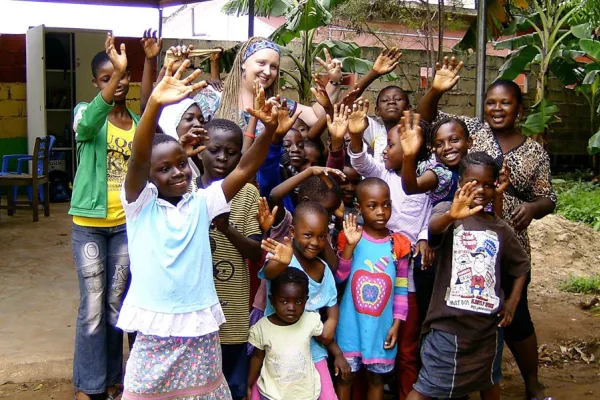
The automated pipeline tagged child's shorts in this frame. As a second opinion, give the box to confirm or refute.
[413,328,503,398]
[346,356,394,374]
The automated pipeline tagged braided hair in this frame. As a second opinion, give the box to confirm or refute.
[215,37,281,125]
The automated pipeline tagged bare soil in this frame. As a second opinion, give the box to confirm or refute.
[1,213,599,399]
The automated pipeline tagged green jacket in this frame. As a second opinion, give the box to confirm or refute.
[69,92,140,218]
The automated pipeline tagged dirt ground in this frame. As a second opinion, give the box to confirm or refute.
[1,209,599,399]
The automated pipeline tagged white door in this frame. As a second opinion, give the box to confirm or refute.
[26,25,46,154]
[74,30,110,104]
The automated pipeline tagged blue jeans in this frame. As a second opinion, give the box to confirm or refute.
[72,223,130,394]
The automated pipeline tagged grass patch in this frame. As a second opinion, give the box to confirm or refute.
[553,180,600,231]
[560,274,600,294]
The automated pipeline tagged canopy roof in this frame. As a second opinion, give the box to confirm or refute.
[16,0,209,8]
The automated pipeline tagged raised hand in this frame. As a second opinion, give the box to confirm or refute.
[347,98,370,135]
[372,47,402,76]
[496,158,511,194]
[337,85,361,111]
[310,73,332,110]
[179,128,208,157]
[432,56,464,93]
[140,28,163,59]
[105,32,127,74]
[257,197,278,233]
[275,97,302,137]
[398,110,423,158]
[316,48,343,84]
[343,214,363,246]
[151,59,207,107]
[326,104,349,144]
[262,237,293,266]
[245,80,280,130]
[166,44,194,72]
[449,181,484,220]
[311,166,347,182]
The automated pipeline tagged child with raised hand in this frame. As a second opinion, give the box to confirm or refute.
[407,152,529,400]
[259,201,349,400]
[335,178,411,400]
[400,111,471,205]
[118,60,282,399]
[346,98,432,399]
[248,267,350,400]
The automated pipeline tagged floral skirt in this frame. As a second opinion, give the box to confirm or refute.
[123,331,232,400]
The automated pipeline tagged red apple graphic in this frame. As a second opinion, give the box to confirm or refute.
[351,257,392,317]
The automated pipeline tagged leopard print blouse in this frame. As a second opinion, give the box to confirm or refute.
[437,111,557,255]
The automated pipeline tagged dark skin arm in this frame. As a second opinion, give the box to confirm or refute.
[511,198,555,231]
[326,340,351,381]
[317,304,339,346]
[415,56,464,122]
[247,348,265,398]
[242,116,258,153]
[498,273,527,327]
[212,213,262,262]
[101,33,127,105]
[429,181,484,236]
[139,29,162,114]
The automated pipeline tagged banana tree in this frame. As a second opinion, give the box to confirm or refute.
[221,0,395,102]
[578,38,600,155]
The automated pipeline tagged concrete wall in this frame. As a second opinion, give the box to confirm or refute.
[0,35,592,172]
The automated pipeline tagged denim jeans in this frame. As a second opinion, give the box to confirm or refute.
[72,223,130,394]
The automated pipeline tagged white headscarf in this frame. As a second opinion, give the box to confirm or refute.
[157,98,202,179]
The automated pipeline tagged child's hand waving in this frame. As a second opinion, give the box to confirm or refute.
[257,197,278,233]
[343,214,363,246]
[399,110,423,159]
[315,48,343,85]
[140,28,163,59]
[262,237,293,266]
[496,159,511,194]
[310,73,333,111]
[372,47,402,76]
[311,166,346,182]
[179,128,208,157]
[327,104,349,146]
[150,60,206,107]
[347,99,370,135]
[432,56,464,94]
[449,181,484,220]
[105,33,127,74]
[245,80,282,131]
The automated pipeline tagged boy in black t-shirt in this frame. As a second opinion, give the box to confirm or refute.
[407,152,529,400]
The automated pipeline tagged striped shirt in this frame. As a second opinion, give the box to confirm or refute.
[210,183,262,344]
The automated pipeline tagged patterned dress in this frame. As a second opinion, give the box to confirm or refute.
[437,111,557,255]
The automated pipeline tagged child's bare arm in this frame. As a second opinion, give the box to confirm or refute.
[494,159,510,217]
[398,111,438,194]
[247,348,265,397]
[307,74,334,142]
[242,116,258,153]
[317,304,339,346]
[140,29,162,114]
[212,213,262,262]
[340,213,362,261]
[101,33,128,105]
[124,60,205,203]
[327,340,351,381]
[261,237,293,280]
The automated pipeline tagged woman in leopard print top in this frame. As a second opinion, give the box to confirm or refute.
[416,57,555,400]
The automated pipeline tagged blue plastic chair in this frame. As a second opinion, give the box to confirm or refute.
[1,135,55,209]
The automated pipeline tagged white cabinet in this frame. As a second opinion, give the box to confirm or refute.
[26,25,106,181]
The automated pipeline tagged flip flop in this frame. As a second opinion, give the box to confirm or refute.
[106,387,123,400]
[530,397,553,400]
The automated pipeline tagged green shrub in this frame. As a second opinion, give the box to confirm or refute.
[559,274,600,294]
[554,180,600,231]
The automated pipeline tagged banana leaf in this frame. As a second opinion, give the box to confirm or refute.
[521,99,560,136]
[496,45,539,81]
[588,128,600,155]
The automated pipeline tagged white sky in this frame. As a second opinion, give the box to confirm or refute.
[0,0,169,36]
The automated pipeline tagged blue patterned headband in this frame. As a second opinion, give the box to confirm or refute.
[243,40,280,62]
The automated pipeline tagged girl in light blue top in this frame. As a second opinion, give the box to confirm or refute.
[117,60,299,399]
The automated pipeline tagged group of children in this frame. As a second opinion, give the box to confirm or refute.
[81,33,532,400]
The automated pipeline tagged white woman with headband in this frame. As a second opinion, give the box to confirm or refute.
[194,37,342,138]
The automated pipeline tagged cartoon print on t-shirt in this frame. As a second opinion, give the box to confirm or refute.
[447,226,500,314]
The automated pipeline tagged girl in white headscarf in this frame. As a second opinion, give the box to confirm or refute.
[158,98,205,183]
